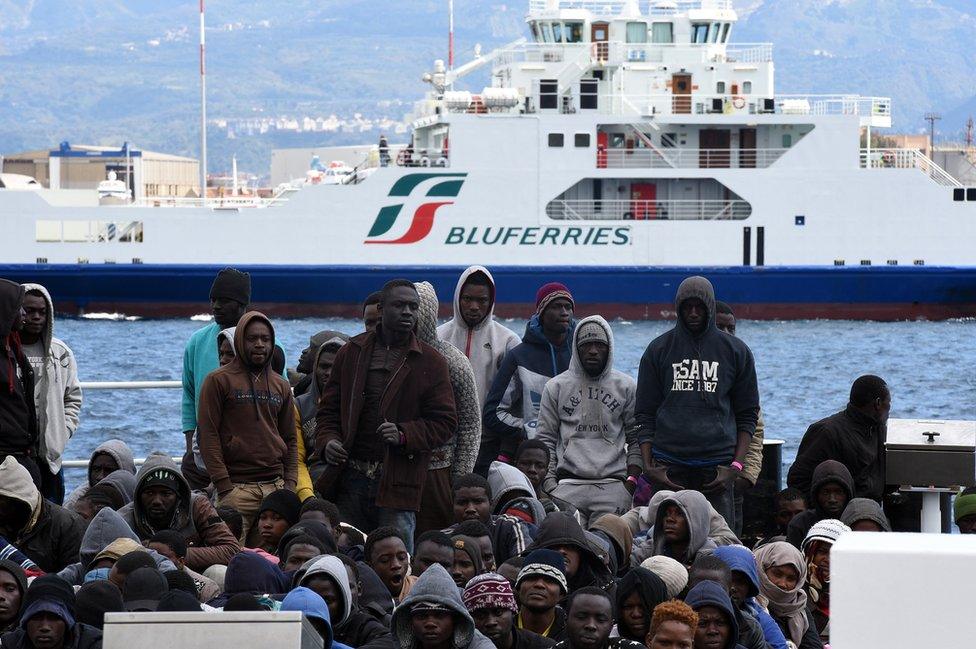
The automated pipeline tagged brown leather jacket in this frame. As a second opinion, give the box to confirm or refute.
[314,330,457,511]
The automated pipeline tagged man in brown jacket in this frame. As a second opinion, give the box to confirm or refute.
[315,279,457,552]
[198,312,299,545]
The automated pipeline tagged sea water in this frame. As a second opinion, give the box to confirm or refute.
[58,317,976,491]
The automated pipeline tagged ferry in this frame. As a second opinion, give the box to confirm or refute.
[2,0,975,319]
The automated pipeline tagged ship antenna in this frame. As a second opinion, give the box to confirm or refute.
[199,0,208,201]
[448,0,454,89]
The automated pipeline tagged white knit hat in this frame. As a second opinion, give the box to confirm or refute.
[802,518,852,552]
[640,555,688,599]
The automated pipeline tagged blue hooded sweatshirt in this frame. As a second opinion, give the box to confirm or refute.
[281,587,354,649]
[208,551,290,608]
[483,315,576,459]
[713,545,789,649]
[684,580,745,649]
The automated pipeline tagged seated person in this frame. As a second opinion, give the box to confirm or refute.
[650,491,717,568]
[786,461,852,549]
[645,601,698,649]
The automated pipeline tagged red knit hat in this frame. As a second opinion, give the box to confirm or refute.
[462,572,518,614]
[535,282,574,314]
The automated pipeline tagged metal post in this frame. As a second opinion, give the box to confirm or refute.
[448,0,455,89]
[920,491,941,534]
[199,0,207,200]
[865,123,871,168]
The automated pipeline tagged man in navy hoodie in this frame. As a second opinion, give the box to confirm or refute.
[483,283,576,467]
[634,276,759,525]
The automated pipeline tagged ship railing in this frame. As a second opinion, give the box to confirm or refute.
[598,93,891,121]
[605,42,772,65]
[528,0,732,14]
[496,42,589,66]
[859,148,963,188]
[132,195,289,209]
[546,198,751,220]
[599,147,789,169]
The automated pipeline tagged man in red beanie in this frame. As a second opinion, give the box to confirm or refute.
[483,283,576,467]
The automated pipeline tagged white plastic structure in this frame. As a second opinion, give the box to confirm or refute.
[831,532,976,649]
[103,612,323,649]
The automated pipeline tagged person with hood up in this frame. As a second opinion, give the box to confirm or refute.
[18,284,82,505]
[527,512,612,593]
[0,575,102,649]
[56,508,148,585]
[752,543,821,649]
[0,279,38,486]
[438,267,521,476]
[0,456,83,573]
[463,572,554,649]
[635,276,760,525]
[296,335,349,485]
[314,279,457,551]
[785,461,853,549]
[292,329,348,395]
[712,546,788,649]
[483,283,577,469]
[839,498,890,533]
[393,563,495,649]
[415,281,482,533]
[206,550,290,609]
[787,375,890,503]
[626,490,739,567]
[684,580,746,649]
[70,470,137,524]
[685,556,769,649]
[535,316,641,528]
[587,515,632,578]
[198,311,299,545]
[280,586,355,649]
[487,462,547,530]
[651,491,718,568]
[613,567,668,643]
[64,441,136,512]
[800,520,849,643]
[0,561,27,634]
[299,555,394,649]
[117,452,240,569]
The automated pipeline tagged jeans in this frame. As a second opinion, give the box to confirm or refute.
[334,466,417,553]
[652,463,736,528]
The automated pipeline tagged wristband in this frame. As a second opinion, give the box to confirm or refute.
[627,475,639,485]
[731,461,744,472]
[399,432,406,446]
[497,454,512,463]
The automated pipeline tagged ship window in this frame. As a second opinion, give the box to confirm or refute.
[529,21,539,42]
[548,133,565,147]
[541,22,553,43]
[716,81,726,94]
[539,79,558,110]
[38,220,144,243]
[661,133,678,148]
[552,22,564,43]
[35,221,61,242]
[721,23,732,42]
[709,23,721,43]
[651,22,673,43]
[692,24,709,44]
[782,134,793,148]
[575,134,591,147]
[579,79,599,110]
[565,22,583,43]
[626,22,647,43]
[742,80,753,94]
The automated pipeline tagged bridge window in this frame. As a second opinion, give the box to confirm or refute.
[552,22,564,43]
[541,22,553,43]
[651,22,673,43]
[565,22,583,43]
[626,22,647,43]
[709,23,721,43]
[721,23,732,42]
[692,24,709,44]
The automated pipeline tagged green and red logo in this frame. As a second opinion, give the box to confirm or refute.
[365,173,467,244]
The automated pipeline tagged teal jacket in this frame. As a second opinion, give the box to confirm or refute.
[181,322,286,432]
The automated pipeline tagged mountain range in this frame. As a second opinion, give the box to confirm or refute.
[1,0,974,176]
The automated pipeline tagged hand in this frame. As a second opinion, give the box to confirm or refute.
[703,465,739,494]
[625,478,637,495]
[325,440,349,466]
[643,465,683,490]
[284,480,297,492]
[734,475,753,495]
[379,421,402,446]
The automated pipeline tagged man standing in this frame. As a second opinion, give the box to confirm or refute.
[484,283,576,468]
[297,335,348,486]
[438,266,520,475]
[198,312,299,545]
[787,375,890,502]
[362,292,382,333]
[315,279,457,551]
[635,276,760,524]
[19,284,82,505]
[292,329,347,396]
[535,316,641,527]
[0,280,38,484]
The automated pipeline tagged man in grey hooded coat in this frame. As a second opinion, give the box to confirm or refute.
[393,563,495,649]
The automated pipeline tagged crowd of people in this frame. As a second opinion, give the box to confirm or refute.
[0,268,971,649]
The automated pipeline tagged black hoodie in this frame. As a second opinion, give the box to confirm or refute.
[0,279,36,455]
[527,512,612,592]
[786,460,854,548]
[635,276,759,466]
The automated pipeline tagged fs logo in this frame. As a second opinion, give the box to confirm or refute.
[365,173,467,244]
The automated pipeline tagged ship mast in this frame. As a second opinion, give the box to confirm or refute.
[448,0,455,89]
[199,0,208,199]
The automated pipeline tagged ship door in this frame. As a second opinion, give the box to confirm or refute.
[630,182,657,220]
[739,128,757,168]
[672,73,692,114]
[591,22,609,61]
[700,129,731,168]
[597,132,608,168]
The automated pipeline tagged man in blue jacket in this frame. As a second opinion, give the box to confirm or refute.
[634,276,759,525]
[482,283,576,467]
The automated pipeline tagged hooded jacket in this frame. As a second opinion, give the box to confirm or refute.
[438,266,521,408]
[392,564,495,649]
[0,560,27,633]
[0,455,83,573]
[840,498,891,531]
[117,453,240,570]
[208,551,290,608]
[296,337,349,484]
[483,314,577,460]
[64,440,137,510]
[1,622,103,649]
[0,279,37,456]
[300,556,351,622]
[589,514,633,575]
[416,281,481,478]
[60,508,138,580]
[488,461,547,526]
[684,580,744,649]
[535,316,639,488]
[528,512,612,592]
[198,312,299,494]
[713,545,789,649]
[19,284,82,474]
[787,405,887,501]
[614,567,668,641]
[280,587,355,649]
[786,461,854,549]
[651,490,718,566]
[300,555,393,649]
[624,492,740,564]
[635,277,760,465]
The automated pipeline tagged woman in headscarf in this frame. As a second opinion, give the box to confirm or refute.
[752,541,822,649]
[614,566,669,642]
[801,519,850,644]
